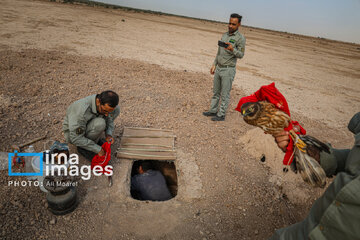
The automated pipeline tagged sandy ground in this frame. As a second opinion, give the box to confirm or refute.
[0,0,359,239]
[1,0,359,130]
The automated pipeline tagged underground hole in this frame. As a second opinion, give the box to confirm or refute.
[130,160,178,201]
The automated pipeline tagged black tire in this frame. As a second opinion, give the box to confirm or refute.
[49,200,78,215]
[47,186,77,211]
[48,195,77,211]
[49,187,71,196]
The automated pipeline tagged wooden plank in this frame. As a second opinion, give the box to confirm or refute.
[125,127,173,132]
[121,143,173,149]
[122,135,175,138]
[116,152,176,160]
[117,149,176,157]
[119,148,175,152]
[120,137,174,148]
[117,127,176,161]
[123,127,176,138]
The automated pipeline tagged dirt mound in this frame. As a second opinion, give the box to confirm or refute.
[239,128,320,204]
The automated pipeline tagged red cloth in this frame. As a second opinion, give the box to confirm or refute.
[91,142,111,173]
[235,82,306,165]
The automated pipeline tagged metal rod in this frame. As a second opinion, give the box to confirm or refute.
[19,135,47,148]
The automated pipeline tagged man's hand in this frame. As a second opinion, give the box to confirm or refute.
[98,148,105,156]
[105,135,114,144]
[273,126,300,152]
[225,43,233,52]
[210,64,216,75]
[273,131,290,152]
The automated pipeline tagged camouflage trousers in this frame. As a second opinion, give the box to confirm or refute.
[209,67,236,117]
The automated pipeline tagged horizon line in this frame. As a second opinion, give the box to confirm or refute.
[61,0,360,45]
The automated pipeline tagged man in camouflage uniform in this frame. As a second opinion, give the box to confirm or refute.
[270,112,360,240]
[203,13,246,121]
[63,90,120,186]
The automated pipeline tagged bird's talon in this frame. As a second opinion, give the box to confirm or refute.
[296,139,307,152]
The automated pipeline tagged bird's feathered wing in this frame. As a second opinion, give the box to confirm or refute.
[288,130,328,188]
[294,135,329,188]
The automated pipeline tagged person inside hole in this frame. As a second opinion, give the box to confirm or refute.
[131,161,172,201]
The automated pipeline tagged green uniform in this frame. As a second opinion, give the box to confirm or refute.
[269,112,360,240]
[63,95,120,154]
[209,30,246,117]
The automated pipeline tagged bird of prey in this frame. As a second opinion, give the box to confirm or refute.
[241,101,329,188]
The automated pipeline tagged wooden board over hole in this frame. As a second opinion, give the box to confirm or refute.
[117,127,176,160]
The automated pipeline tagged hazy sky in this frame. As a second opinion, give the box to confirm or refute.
[98,0,360,44]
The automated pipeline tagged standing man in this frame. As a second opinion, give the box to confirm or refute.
[203,13,246,121]
[63,90,120,185]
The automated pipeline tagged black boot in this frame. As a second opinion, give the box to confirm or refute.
[211,115,225,121]
[77,139,106,161]
[203,111,217,117]
[77,147,96,161]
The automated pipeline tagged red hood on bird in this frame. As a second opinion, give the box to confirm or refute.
[235,82,306,165]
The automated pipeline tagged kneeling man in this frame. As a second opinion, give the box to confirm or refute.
[63,90,120,162]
